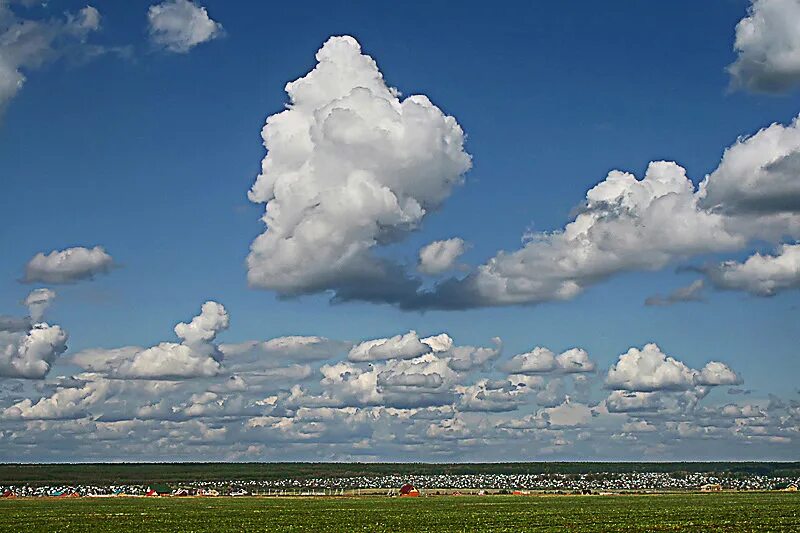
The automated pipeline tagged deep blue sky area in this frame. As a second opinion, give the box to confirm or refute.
[0,1,798,461]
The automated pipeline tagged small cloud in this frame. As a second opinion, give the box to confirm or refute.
[645,279,705,307]
[22,288,56,322]
[418,238,468,275]
[23,246,115,284]
[147,0,224,53]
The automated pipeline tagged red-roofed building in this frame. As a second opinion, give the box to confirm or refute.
[399,484,420,497]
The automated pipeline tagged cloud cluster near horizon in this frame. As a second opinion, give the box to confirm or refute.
[0,297,795,461]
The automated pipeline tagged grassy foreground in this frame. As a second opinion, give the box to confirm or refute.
[0,493,797,532]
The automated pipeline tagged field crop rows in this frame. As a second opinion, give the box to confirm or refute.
[0,492,797,532]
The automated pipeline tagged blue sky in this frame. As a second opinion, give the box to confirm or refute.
[0,0,798,461]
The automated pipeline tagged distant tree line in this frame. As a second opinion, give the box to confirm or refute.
[1,462,798,486]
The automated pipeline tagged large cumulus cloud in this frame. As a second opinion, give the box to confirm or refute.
[422,162,746,309]
[246,36,471,304]
[414,113,800,310]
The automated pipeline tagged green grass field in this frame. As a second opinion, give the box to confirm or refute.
[0,493,797,532]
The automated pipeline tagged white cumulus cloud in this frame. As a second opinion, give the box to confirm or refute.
[555,348,596,374]
[417,112,800,310]
[0,286,66,379]
[700,116,800,215]
[418,238,467,275]
[728,0,800,93]
[0,322,68,379]
[606,344,697,392]
[3,380,108,420]
[503,347,557,374]
[246,35,471,305]
[24,246,114,284]
[697,361,742,386]
[348,331,432,362]
[147,0,222,53]
[706,243,800,296]
[606,343,739,392]
[504,346,596,375]
[423,161,744,309]
[71,301,229,379]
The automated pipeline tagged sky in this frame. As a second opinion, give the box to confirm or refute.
[0,0,799,462]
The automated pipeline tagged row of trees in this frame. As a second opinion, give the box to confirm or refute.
[2,462,798,486]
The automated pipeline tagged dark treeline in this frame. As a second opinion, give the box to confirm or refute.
[1,462,799,486]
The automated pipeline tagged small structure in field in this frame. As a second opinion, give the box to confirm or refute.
[145,484,171,497]
[399,484,420,497]
[700,483,722,492]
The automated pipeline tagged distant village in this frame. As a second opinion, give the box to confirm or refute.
[2,472,798,498]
